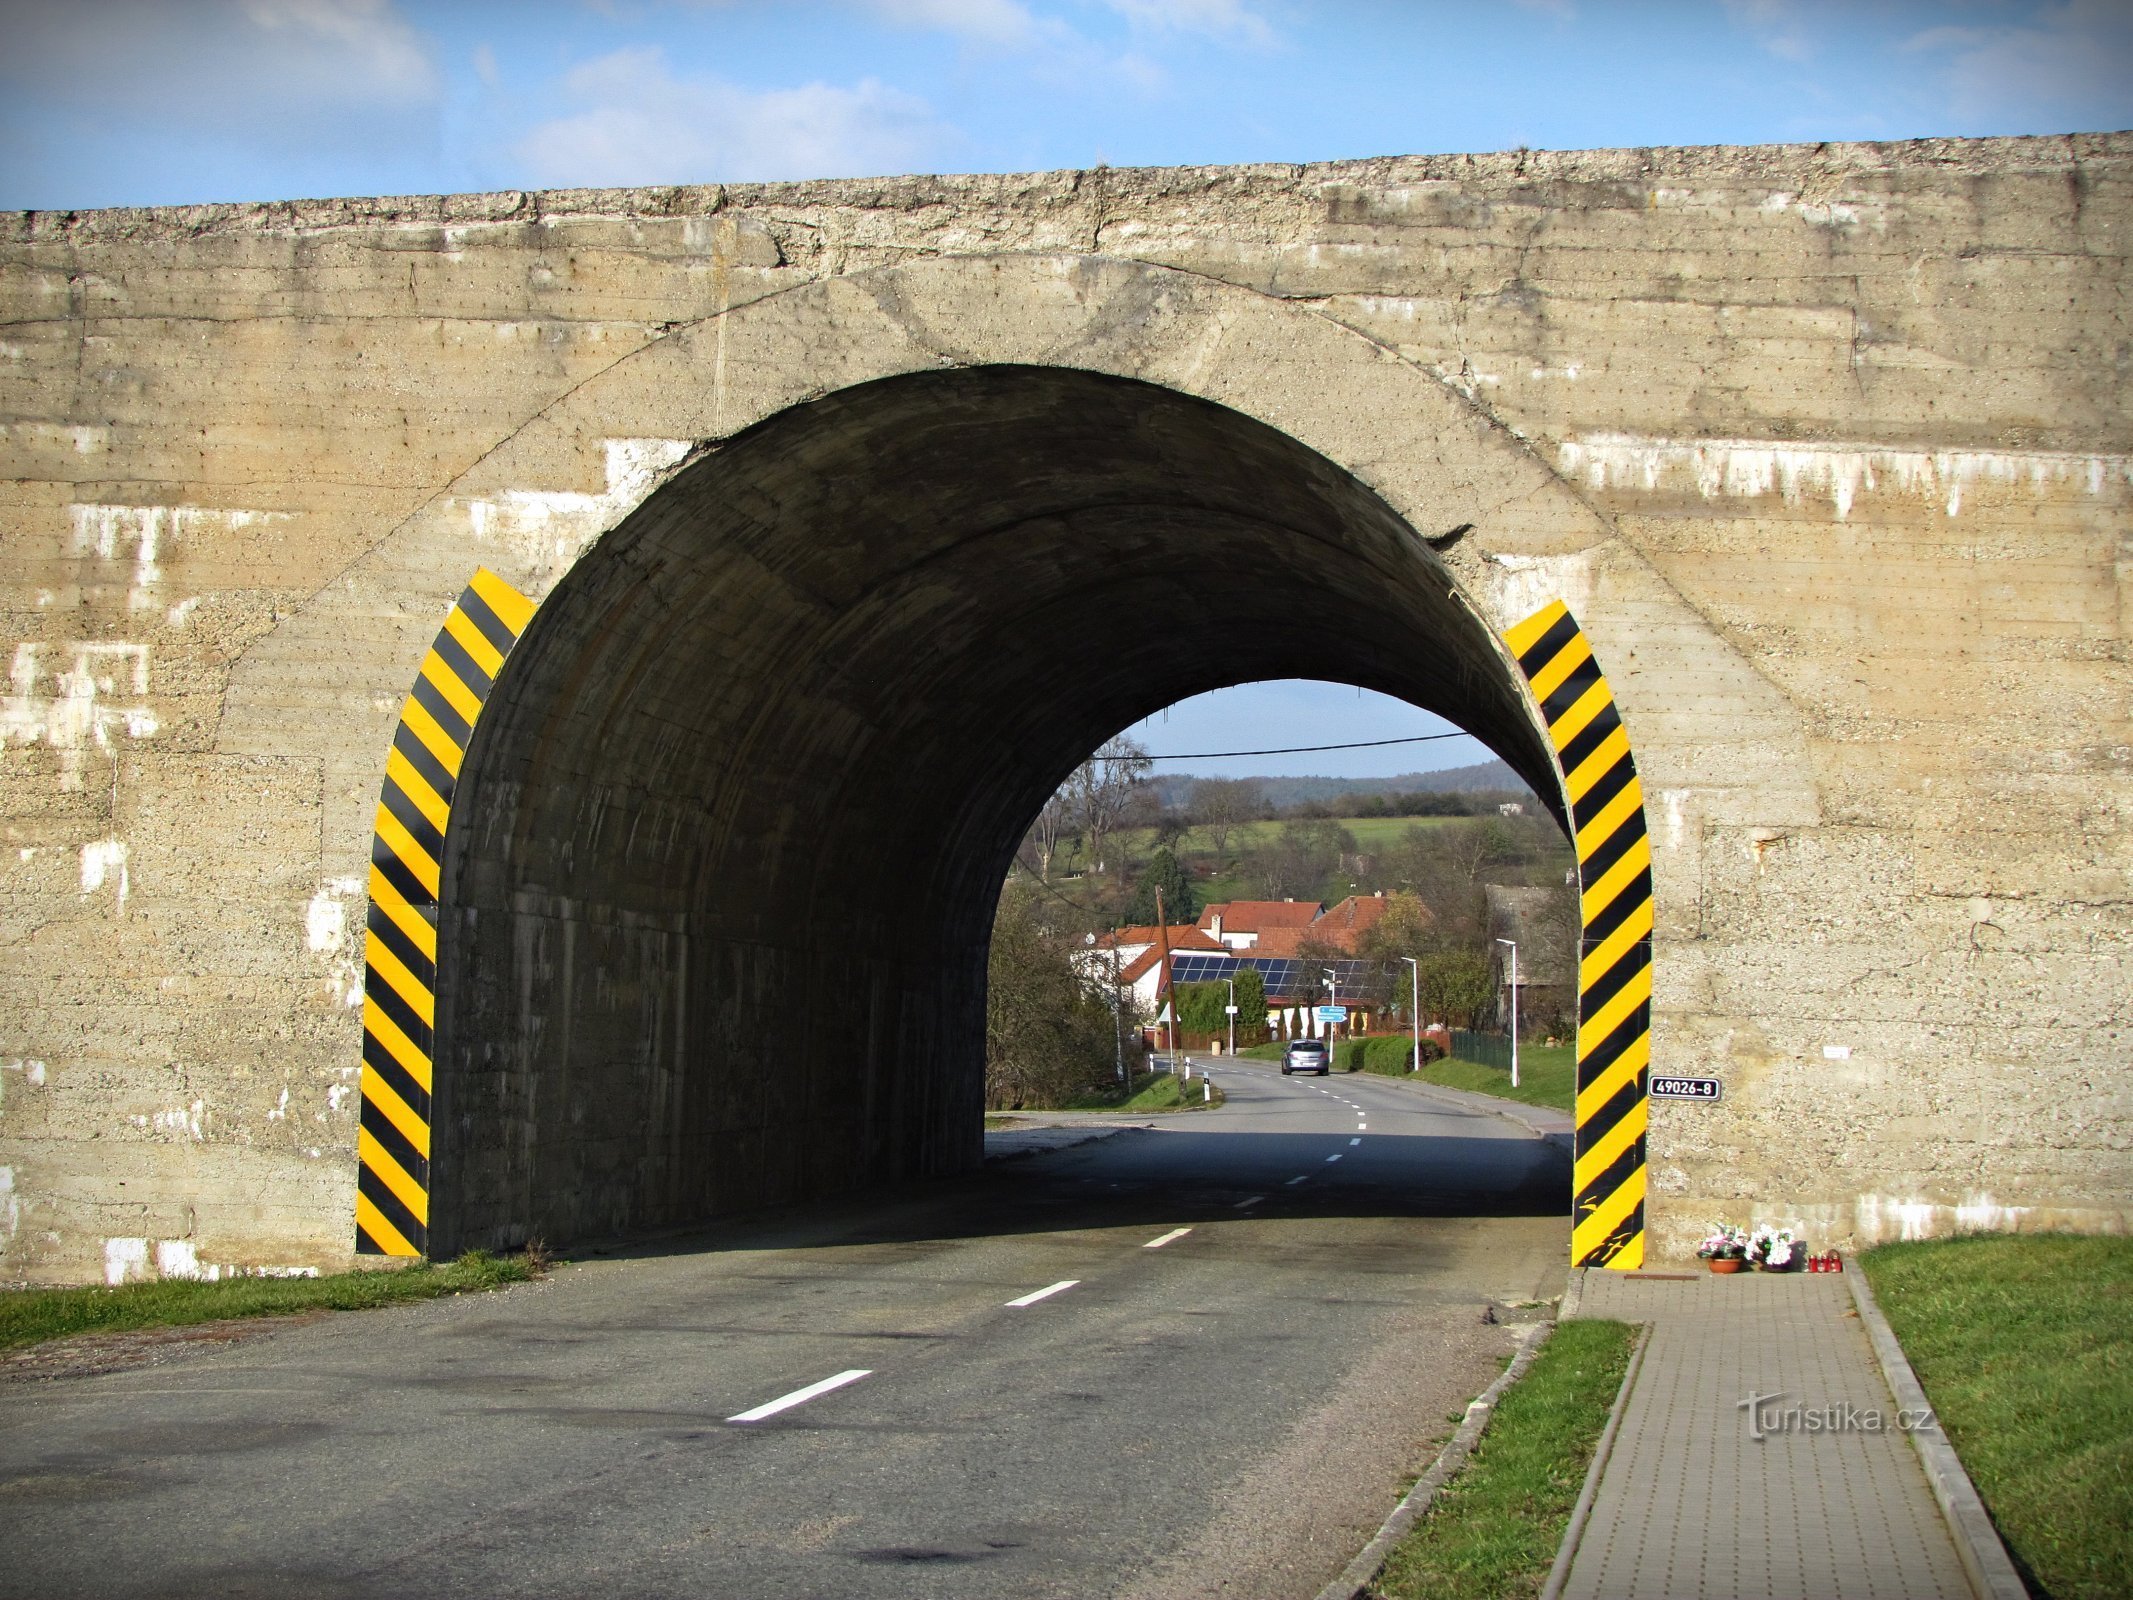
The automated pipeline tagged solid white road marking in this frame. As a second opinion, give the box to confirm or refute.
[1007,1279,1080,1307]
[1144,1227,1193,1249]
[727,1368,872,1423]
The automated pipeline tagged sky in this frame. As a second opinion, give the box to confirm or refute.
[4,0,2125,776]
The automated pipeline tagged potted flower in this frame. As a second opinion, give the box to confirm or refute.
[1745,1224,1801,1272]
[1696,1224,1749,1273]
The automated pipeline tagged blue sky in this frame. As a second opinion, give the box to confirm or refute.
[4,0,2125,777]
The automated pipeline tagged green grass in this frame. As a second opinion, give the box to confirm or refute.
[1863,1234,2132,1600]
[1370,1319,1639,1600]
[1422,1045,1575,1112]
[1244,1036,1574,1111]
[1105,814,1466,874]
[1060,1069,1224,1112]
[0,1250,543,1354]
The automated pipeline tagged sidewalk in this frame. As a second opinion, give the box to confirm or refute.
[1558,1271,1976,1599]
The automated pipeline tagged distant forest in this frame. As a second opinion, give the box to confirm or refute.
[1145,758,1531,812]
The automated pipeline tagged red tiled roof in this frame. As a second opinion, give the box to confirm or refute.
[1246,926,1319,958]
[1197,900,1324,932]
[1095,925,1224,952]
[1315,893,1398,949]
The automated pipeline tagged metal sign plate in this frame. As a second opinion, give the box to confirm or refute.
[1649,1076,1723,1102]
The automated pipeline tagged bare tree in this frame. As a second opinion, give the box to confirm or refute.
[1190,777,1265,860]
[1023,788,1075,881]
[1066,735,1152,877]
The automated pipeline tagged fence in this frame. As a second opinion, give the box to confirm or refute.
[1449,1029,1514,1070]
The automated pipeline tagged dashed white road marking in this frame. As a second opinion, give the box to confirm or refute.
[1325,1153,1343,1163]
[1144,1227,1193,1249]
[1007,1279,1080,1307]
[728,1368,872,1423]
[1349,1137,1362,1146]
[1234,1195,1265,1209]
[1286,1175,1309,1186]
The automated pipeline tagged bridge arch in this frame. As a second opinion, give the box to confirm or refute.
[329,257,1664,1261]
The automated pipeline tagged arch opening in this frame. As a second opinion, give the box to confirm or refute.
[422,365,1570,1256]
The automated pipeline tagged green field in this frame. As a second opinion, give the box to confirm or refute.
[1104,813,1468,871]
[1863,1234,2132,1600]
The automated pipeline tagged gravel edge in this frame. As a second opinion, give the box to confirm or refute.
[1311,1320,1555,1600]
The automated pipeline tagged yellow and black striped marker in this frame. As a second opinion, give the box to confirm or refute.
[1504,599,1652,1271]
[357,568,538,1258]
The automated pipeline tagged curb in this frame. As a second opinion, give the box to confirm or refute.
[1313,1321,1554,1600]
[1537,1321,1652,1600]
[1847,1265,2028,1600]
[1559,1265,1587,1321]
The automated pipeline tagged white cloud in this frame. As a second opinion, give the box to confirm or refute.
[860,0,1051,47]
[1721,0,1815,63]
[0,0,440,117]
[516,46,947,187]
[1905,1,2133,127]
[1103,0,1277,47]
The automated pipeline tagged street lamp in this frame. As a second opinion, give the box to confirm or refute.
[1494,937,1520,1088]
[1399,956,1421,1072]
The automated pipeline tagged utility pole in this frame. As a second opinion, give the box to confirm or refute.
[1400,956,1420,1072]
[1223,975,1237,1058]
[1495,936,1520,1089]
[1110,939,1125,1084]
[1155,888,1176,1069]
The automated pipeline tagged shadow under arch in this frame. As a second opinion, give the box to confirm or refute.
[421,363,1566,1256]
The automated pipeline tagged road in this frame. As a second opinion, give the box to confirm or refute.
[0,1060,1570,1600]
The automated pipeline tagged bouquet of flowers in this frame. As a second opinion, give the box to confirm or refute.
[1696,1224,1749,1260]
[1745,1224,1799,1270]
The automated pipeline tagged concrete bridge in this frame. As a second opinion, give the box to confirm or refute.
[2,133,2127,1285]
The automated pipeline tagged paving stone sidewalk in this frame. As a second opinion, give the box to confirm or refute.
[1562,1271,1975,1599]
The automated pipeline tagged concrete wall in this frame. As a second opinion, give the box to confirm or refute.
[2,133,2126,1282]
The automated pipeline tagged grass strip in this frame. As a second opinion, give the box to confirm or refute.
[1417,1050,1574,1112]
[1060,1069,1223,1112]
[1246,1036,1574,1111]
[0,1249,542,1354]
[1370,1318,1638,1600]
[1863,1233,2132,1600]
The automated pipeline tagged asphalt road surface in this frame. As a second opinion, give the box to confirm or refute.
[0,1060,1571,1600]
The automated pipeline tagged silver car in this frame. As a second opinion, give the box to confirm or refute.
[1281,1039,1332,1076]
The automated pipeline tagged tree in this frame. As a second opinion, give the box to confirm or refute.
[1065,735,1151,877]
[1243,818,1356,900]
[1022,788,1074,881]
[986,885,1134,1109]
[1191,777,1266,860]
[1231,966,1268,1044]
[1125,846,1198,928]
[1415,947,1496,1030]
[1173,981,1230,1042]
[1355,890,1437,1012]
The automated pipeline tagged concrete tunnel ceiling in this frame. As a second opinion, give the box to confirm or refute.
[429,364,1563,1256]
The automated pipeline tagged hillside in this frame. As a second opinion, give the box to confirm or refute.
[1147,758,1528,810]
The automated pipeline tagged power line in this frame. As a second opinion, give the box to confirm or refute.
[1098,731,1473,760]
